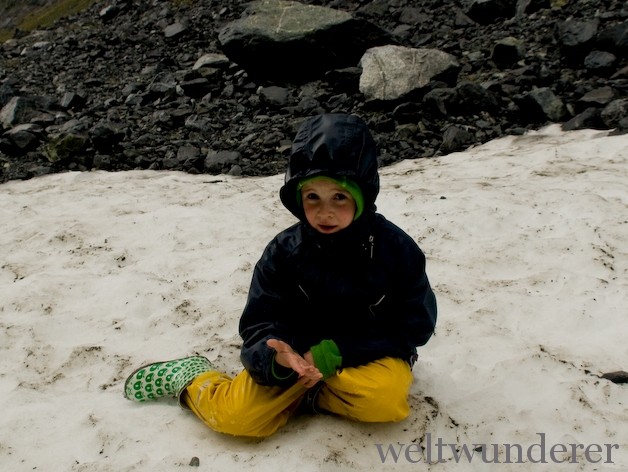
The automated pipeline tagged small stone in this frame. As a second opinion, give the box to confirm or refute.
[189,456,200,467]
[600,371,628,384]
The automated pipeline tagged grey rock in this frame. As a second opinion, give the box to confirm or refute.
[1,96,49,128]
[562,108,605,131]
[558,19,599,48]
[600,371,628,384]
[44,133,88,162]
[584,51,617,72]
[360,46,460,101]
[521,87,568,122]
[601,98,628,130]
[597,21,628,54]
[164,22,188,39]
[466,0,517,25]
[491,37,525,69]
[60,91,86,110]
[192,53,231,71]
[2,123,42,152]
[577,86,616,110]
[205,150,241,173]
[258,86,291,107]
[441,125,474,153]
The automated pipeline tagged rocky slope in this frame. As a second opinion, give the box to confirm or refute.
[0,0,627,183]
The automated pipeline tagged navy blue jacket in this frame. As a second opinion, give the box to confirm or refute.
[239,211,437,386]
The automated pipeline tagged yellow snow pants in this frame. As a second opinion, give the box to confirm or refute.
[181,357,413,438]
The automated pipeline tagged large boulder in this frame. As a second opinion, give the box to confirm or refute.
[218,0,393,82]
[359,45,460,101]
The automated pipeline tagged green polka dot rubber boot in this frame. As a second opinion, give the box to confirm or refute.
[124,356,214,403]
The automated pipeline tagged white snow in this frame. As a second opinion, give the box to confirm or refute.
[1,125,626,471]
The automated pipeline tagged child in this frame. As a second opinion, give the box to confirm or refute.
[124,113,437,437]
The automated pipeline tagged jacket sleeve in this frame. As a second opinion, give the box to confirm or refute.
[238,236,299,387]
[334,233,437,368]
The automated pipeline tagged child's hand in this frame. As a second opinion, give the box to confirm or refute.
[267,339,323,388]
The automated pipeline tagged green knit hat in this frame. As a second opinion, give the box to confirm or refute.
[296,176,364,220]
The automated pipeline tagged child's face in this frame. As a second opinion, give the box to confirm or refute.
[301,179,356,234]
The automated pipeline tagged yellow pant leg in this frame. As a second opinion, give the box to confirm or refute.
[316,357,413,423]
[182,369,307,438]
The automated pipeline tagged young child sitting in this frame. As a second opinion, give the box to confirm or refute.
[124,113,437,437]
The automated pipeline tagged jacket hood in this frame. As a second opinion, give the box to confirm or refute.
[280,113,380,221]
